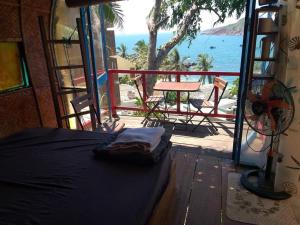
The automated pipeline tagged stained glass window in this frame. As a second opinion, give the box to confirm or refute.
[0,42,29,93]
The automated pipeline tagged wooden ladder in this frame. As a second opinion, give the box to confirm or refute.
[39,16,95,129]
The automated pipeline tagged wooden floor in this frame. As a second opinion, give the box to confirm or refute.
[119,115,236,159]
[149,151,249,225]
[118,116,249,225]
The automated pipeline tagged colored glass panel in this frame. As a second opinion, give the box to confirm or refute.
[0,42,28,92]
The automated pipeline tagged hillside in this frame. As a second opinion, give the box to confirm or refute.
[202,18,245,35]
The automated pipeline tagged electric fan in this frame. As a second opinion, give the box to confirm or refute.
[241,79,295,200]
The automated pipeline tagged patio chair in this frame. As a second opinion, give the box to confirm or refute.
[132,75,165,124]
[188,77,228,134]
[70,94,125,133]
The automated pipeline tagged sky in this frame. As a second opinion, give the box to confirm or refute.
[115,0,241,35]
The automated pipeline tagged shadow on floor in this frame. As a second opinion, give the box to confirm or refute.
[141,119,234,139]
[171,144,233,159]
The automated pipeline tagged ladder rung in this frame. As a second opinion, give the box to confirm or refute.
[48,40,80,44]
[57,88,87,95]
[256,6,281,13]
[54,65,84,70]
[61,111,90,120]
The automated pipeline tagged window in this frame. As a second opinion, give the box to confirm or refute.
[0,42,29,93]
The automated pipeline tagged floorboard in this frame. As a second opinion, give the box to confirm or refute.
[119,116,249,225]
[149,151,199,225]
[170,151,199,225]
[186,155,222,225]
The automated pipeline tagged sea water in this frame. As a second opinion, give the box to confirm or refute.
[115,33,243,85]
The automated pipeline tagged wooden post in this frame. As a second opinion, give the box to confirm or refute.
[176,74,181,113]
[77,14,96,130]
[214,75,219,115]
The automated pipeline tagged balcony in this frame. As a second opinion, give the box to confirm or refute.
[106,70,241,225]
[104,69,239,158]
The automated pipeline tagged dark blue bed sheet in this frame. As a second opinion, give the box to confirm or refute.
[0,128,172,225]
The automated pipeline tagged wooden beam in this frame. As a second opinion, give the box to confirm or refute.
[65,0,123,8]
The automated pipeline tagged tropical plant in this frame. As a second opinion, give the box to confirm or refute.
[144,0,245,93]
[194,53,214,84]
[117,43,128,58]
[90,3,124,67]
[95,3,124,29]
[129,40,149,70]
[162,49,190,71]
[229,78,239,97]
[161,49,190,81]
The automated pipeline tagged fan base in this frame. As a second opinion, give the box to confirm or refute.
[240,170,291,200]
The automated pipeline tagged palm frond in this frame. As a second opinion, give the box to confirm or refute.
[102,3,124,29]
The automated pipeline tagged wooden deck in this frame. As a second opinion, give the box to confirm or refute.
[118,116,248,225]
[149,151,248,225]
[119,115,235,159]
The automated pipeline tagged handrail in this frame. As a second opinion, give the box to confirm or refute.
[108,69,240,119]
[109,69,239,76]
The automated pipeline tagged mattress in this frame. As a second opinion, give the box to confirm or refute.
[0,128,172,225]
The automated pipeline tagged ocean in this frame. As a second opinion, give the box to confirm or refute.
[115,33,243,85]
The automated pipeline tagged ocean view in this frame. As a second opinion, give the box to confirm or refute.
[115,33,243,85]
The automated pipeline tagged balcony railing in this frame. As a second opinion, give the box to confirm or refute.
[108,69,240,119]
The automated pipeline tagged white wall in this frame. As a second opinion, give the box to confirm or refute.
[275,0,300,222]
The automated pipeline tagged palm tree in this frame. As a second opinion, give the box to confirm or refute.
[130,40,149,69]
[95,3,124,29]
[117,43,128,58]
[162,49,190,81]
[168,49,189,70]
[194,54,214,84]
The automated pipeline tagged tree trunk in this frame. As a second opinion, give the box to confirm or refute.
[146,0,162,94]
[146,2,199,94]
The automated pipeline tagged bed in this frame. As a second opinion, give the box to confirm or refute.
[0,128,172,225]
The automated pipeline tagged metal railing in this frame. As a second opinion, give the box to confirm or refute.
[108,69,240,119]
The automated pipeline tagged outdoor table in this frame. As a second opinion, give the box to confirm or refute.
[153,81,201,126]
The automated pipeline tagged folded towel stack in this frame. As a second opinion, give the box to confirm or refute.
[107,127,165,152]
[93,127,172,165]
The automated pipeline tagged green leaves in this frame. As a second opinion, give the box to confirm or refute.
[194,53,214,84]
[130,40,149,70]
[155,0,245,41]
[96,3,124,29]
[117,43,128,58]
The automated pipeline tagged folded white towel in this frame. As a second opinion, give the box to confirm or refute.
[110,127,165,152]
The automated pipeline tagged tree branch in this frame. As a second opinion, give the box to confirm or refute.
[155,4,198,66]
[199,7,224,25]
[147,0,163,31]
[155,16,169,30]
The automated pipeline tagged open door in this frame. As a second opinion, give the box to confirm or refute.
[232,0,256,164]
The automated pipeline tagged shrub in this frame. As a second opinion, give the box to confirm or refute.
[229,78,239,97]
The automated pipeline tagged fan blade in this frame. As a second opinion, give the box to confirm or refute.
[267,111,277,132]
[247,92,257,102]
[262,80,275,100]
[268,100,291,110]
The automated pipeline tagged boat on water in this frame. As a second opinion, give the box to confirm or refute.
[209,46,216,49]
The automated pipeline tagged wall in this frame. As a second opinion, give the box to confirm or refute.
[0,0,57,138]
[275,0,300,223]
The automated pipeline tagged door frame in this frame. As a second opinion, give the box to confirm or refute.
[232,0,257,164]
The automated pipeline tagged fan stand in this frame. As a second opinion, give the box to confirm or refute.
[240,133,291,200]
